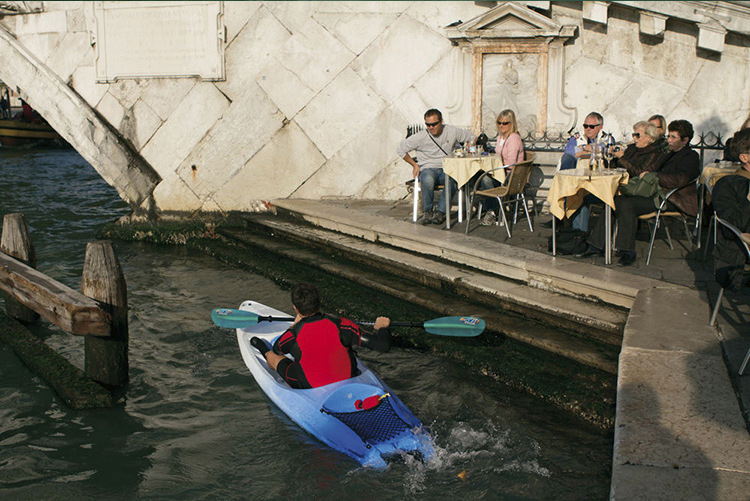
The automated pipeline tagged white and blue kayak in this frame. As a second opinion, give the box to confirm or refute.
[233,300,436,468]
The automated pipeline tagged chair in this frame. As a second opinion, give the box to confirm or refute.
[407,177,445,223]
[465,152,535,238]
[637,176,700,265]
[707,216,750,375]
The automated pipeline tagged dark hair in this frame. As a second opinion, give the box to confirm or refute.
[730,128,750,159]
[424,108,442,121]
[291,283,321,316]
[667,120,694,141]
[585,112,603,125]
[649,114,667,131]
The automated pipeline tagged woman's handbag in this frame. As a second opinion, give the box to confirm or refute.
[620,172,661,198]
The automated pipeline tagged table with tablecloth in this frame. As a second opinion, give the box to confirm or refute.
[442,154,506,229]
[546,168,629,264]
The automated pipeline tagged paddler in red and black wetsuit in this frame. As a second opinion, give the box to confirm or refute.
[250,283,391,389]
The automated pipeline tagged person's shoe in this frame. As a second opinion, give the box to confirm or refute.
[421,210,434,225]
[540,219,555,229]
[617,251,637,267]
[576,244,603,258]
[250,336,270,355]
[432,211,446,225]
[480,210,497,226]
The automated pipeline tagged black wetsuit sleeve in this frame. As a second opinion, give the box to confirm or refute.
[359,327,392,353]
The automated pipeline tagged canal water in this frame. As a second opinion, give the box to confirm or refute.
[0,148,612,499]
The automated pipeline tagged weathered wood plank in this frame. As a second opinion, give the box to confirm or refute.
[0,251,110,336]
[0,312,112,408]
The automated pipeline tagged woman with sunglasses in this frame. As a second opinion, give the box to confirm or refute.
[477,109,525,225]
[610,121,666,177]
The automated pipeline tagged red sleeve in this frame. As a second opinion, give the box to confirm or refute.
[338,318,362,348]
[274,329,295,354]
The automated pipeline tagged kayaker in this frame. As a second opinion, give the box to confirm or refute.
[250,283,391,389]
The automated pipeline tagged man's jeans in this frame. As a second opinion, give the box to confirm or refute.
[420,168,457,213]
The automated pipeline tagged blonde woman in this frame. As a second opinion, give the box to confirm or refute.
[477,109,526,225]
[495,109,525,167]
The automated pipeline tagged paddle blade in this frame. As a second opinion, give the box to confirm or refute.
[423,316,485,337]
[211,308,259,328]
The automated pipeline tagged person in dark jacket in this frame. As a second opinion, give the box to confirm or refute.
[583,120,699,266]
[713,128,750,290]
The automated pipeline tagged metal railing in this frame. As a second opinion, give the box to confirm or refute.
[406,125,727,165]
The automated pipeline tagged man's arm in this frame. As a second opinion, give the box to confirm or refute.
[714,176,750,232]
[403,153,420,178]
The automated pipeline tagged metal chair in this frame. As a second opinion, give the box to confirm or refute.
[637,176,700,265]
[465,152,535,238]
[707,216,750,375]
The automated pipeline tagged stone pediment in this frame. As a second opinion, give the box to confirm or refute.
[444,2,576,41]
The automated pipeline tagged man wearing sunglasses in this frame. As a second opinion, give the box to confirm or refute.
[397,109,475,225]
[560,112,604,171]
[549,112,605,232]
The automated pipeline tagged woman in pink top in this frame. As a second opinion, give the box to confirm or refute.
[495,109,525,168]
[476,109,526,225]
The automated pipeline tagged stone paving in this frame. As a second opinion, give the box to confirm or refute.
[270,195,750,499]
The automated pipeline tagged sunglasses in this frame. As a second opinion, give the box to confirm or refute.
[497,121,510,126]
[582,124,601,129]
[632,133,642,138]
[425,121,441,127]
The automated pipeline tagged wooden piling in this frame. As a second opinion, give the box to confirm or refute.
[81,241,128,387]
[1,213,39,323]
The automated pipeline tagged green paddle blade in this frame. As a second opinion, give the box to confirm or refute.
[423,316,485,337]
[211,308,260,328]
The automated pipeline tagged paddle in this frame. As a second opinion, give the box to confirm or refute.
[211,308,485,337]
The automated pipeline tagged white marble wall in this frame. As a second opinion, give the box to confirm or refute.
[2,1,749,215]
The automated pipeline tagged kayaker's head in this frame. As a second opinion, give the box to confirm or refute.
[291,283,322,317]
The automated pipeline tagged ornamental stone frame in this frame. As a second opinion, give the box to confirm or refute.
[445,2,577,137]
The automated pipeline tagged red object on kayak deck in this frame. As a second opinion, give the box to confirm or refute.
[355,394,383,410]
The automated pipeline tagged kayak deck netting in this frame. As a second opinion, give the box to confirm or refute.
[235,300,435,467]
[322,396,412,449]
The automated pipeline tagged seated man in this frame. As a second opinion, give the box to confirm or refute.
[557,112,605,232]
[397,108,475,225]
[713,128,750,290]
[251,283,391,389]
[583,120,700,266]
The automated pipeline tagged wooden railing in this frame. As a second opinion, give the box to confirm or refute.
[0,213,127,407]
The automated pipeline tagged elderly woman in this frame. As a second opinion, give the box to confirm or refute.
[477,109,525,225]
[611,121,666,177]
[581,120,698,266]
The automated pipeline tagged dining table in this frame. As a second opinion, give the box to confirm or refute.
[546,167,629,264]
[696,161,741,248]
[441,153,506,229]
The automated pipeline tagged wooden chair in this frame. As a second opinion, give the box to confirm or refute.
[707,216,750,375]
[638,176,700,265]
[465,152,535,238]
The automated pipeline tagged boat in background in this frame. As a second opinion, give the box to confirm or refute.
[0,118,67,148]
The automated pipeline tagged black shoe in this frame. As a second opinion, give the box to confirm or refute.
[250,336,270,355]
[576,244,603,258]
[432,212,445,225]
[617,252,637,267]
[421,210,434,225]
[540,219,554,229]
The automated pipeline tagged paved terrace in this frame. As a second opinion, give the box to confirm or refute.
[268,196,750,499]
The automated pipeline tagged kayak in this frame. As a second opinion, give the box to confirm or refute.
[234,300,436,468]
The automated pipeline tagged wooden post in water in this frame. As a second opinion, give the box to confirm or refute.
[0,213,39,323]
[81,241,128,387]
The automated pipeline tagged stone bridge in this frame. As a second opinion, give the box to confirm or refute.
[1,1,749,219]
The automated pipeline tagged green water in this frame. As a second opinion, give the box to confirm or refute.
[0,148,612,499]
